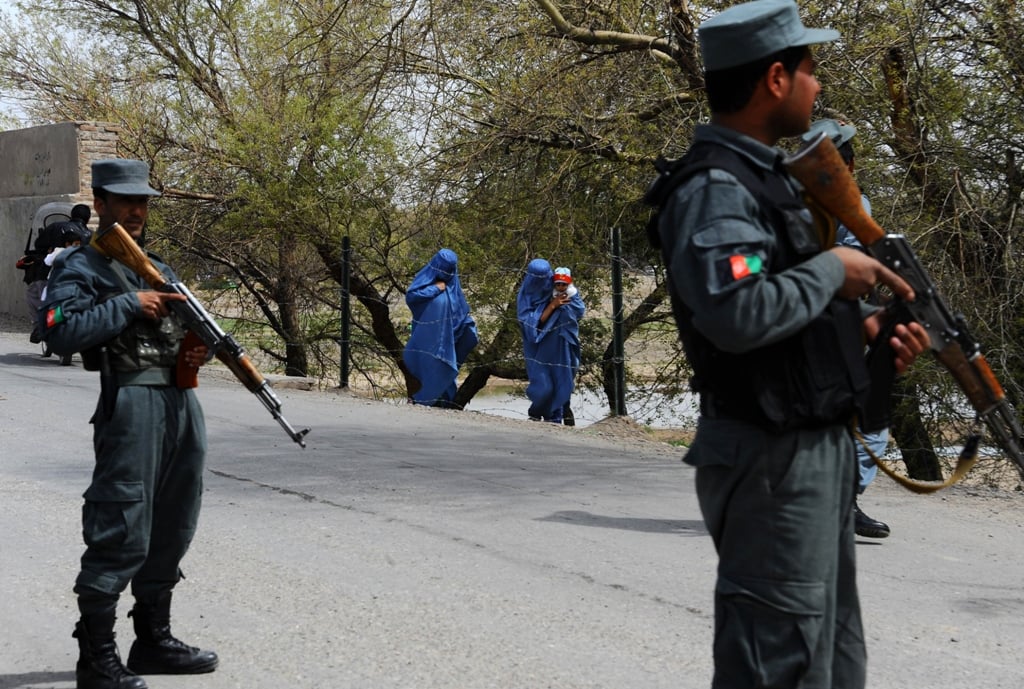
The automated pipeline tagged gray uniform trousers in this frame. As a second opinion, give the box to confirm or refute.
[76,383,206,613]
[691,417,865,689]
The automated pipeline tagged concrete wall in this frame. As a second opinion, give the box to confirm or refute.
[0,122,119,327]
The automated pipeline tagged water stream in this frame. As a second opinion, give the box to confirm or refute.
[464,386,699,429]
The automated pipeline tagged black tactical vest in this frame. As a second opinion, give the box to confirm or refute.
[645,142,870,432]
[78,249,184,373]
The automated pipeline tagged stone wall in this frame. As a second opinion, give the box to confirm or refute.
[0,121,119,328]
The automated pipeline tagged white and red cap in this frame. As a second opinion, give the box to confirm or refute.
[553,267,573,284]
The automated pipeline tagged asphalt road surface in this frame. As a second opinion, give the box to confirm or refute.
[1,329,1023,689]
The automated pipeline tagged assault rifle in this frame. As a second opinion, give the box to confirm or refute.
[785,132,1024,481]
[91,222,310,448]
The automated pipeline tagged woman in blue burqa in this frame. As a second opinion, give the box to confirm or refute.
[403,249,479,407]
[517,258,586,423]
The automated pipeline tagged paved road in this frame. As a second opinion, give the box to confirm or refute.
[1,330,1023,689]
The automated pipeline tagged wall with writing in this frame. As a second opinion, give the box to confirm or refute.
[0,122,80,198]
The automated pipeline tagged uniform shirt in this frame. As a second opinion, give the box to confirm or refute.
[659,123,847,354]
[836,194,872,248]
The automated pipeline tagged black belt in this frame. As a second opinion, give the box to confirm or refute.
[115,367,174,387]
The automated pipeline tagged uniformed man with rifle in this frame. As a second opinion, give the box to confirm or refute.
[643,1,931,686]
[42,159,218,689]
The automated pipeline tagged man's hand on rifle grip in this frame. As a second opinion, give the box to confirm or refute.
[182,343,210,369]
[136,291,187,321]
[831,246,916,303]
[864,308,931,375]
[886,321,930,374]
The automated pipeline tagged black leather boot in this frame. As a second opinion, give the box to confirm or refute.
[126,592,218,674]
[73,610,148,689]
[854,501,891,539]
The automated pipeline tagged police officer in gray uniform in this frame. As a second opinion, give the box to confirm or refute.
[43,159,218,689]
[650,1,930,687]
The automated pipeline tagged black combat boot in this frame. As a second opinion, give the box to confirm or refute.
[73,609,148,689]
[126,591,218,674]
[854,501,891,539]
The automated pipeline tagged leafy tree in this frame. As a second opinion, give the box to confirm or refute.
[522,0,1024,483]
[0,0,406,378]
[808,0,1024,483]
[387,0,703,408]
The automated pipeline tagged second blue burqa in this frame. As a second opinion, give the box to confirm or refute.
[517,258,586,422]
[403,249,478,406]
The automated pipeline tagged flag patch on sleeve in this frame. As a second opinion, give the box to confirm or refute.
[46,306,65,328]
[717,254,763,283]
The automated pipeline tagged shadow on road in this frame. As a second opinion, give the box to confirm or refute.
[0,351,71,368]
[0,670,76,689]
[538,510,707,535]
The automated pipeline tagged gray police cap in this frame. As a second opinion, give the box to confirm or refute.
[802,118,857,147]
[91,159,161,196]
[699,0,839,72]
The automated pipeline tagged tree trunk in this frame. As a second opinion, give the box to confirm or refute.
[313,242,419,394]
[889,378,943,481]
[278,233,308,377]
[454,301,526,409]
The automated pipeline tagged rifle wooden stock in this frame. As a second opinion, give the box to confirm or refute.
[91,222,170,289]
[90,222,309,448]
[784,132,886,246]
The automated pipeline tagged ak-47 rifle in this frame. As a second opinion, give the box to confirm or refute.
[91,222,310,448]
[785,132,1024,482]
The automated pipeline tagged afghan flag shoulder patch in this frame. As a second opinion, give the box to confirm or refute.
[716,254,763,285]
[45,306,65,328]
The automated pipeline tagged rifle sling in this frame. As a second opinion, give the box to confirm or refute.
[854,422,980,494]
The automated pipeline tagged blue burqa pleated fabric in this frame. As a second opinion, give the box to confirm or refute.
[403,249,478,406]
[517,258,585,422]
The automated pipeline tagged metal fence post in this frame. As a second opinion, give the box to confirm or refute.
[339,235,351,388]
[611,226,626,416]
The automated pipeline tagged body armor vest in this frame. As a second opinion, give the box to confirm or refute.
[646,142,870,432]
[80,253,184,373]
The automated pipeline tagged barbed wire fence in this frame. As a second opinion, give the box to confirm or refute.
[199,229,695,430]
[194,230,1024,490]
